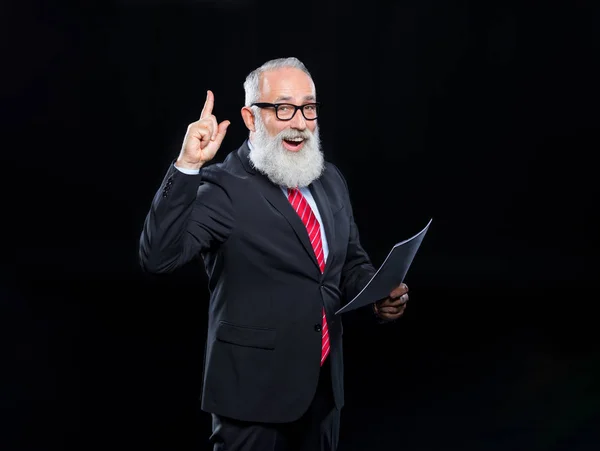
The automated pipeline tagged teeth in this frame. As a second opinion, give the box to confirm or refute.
[286,137,304,142]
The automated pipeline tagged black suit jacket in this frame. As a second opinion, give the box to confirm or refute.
[139,140,376,423]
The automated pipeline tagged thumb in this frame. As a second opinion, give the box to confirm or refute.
[391,283,408,298]
[214,120,230,146]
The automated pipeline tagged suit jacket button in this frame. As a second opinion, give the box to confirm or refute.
[314,324,322,332]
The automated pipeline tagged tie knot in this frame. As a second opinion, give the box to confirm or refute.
[287,187,301,201]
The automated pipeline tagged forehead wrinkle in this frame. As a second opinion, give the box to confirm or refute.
[273,94,316,103]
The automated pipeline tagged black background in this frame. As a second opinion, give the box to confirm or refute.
[3,0,599,450]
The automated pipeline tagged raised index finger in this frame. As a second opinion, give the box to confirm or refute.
[200,90,214,119]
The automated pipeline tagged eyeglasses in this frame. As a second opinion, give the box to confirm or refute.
[251,102,320,121]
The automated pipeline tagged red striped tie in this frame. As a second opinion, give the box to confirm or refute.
[287,188,330,366]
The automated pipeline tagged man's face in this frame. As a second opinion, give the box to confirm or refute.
[246,67,324,188]
[256,67,318,153]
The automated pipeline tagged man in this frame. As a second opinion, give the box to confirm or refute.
[139,57,409,451]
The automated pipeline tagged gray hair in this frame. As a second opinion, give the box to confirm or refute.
[243,57,314,106]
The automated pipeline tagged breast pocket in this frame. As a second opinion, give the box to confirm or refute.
[216,321,276,350]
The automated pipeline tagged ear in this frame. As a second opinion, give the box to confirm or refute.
[241,106,256,132]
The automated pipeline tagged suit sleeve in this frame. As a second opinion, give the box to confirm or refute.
[139,164,235,274]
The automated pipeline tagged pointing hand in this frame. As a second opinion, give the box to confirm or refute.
[176,90,230,170]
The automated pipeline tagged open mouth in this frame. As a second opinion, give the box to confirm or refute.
[283,138,305,152]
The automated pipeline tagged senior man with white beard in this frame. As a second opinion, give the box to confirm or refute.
[139,57,409,451]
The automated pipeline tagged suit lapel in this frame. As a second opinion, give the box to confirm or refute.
[255,177,321,270]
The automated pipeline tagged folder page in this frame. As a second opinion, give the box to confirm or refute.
[335,218,432,315]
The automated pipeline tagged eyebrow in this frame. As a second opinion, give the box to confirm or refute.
[274,95,316,103]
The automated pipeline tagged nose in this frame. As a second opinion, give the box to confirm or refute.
[288,109,307,130]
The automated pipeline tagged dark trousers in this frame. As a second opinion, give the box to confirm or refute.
[209,359,340,451]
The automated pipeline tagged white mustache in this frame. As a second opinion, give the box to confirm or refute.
[280,131,311,140]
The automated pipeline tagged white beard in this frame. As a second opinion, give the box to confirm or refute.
[248,116,324,189]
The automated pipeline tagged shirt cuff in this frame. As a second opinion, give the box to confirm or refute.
[174,164,200,175]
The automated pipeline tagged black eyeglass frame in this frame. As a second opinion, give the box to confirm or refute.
[251,102,320,121]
